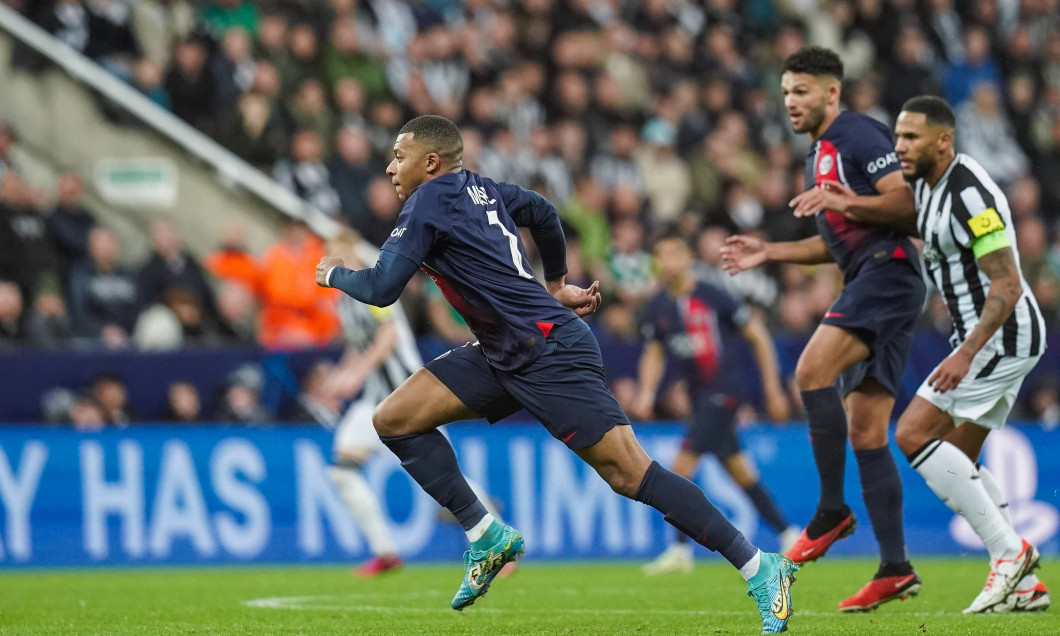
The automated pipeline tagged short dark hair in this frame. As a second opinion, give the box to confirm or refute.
[654,226,693,251]
[398,115,463,165]
[900,95,956,129]
[782,46,844,81]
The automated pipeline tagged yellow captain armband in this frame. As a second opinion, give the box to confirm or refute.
[972,229,1011,258]
[368,304,394,322]
[968,207,1004,237]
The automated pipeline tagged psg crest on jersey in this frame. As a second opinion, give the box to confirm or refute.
[818,155,834,175]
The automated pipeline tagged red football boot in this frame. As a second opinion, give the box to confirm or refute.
[354,555,403,578]
[783,512,856,564]
[839,572,922,612]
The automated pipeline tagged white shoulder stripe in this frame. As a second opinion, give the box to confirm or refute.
[959,186,987,216]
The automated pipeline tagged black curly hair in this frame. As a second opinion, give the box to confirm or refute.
[781,46,844,81]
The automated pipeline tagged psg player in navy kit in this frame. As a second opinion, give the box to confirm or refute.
[638,232,798,576]
[722,47,926,611]
[317,115,798,632]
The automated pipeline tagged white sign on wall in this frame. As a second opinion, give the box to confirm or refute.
[95,158,178,207]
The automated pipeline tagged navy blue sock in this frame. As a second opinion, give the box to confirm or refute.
[743,482,789,533]
[380,430,487,531]
[636,461,757,569]
[801,387,848,511]
[856,445,908,565]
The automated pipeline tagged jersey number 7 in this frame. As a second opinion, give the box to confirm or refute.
[486,210,534,279]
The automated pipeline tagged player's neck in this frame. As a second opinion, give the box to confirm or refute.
[808,108,840,142]
[667,272,696,296]
[926,152,956,188]
[422,165,463,185]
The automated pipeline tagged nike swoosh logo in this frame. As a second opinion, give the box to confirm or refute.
[895,579,909,589]
[561,431,577,442]
[800,549,815,557]
[771,576,791,620]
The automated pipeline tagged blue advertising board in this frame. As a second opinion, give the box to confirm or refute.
[0,422,1056,566]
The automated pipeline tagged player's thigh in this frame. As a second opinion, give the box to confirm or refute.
[916,352,1039,434]
[373,368,480,436]
[843,377,895,449]
[424,342,522,424]
[895,395,956,457]
[502,324,628,451]
[685,391,741,461]
[795,324,871,390]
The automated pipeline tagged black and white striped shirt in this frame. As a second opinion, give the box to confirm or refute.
[913,153,1046,358]
[337,296,422,402]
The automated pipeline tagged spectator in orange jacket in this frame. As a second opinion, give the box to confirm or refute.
[258,218,339,349]
[204,222,261,297]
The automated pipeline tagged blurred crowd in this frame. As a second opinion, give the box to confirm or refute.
[2,0,1060,424]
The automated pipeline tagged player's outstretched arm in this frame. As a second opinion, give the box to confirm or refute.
[546,278,601,317]
[721,235,832,274]
[791,173,917,236]
[316,250,421,307]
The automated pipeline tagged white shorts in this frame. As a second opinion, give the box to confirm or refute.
[916,350,1042,430]
[333,397,387,456]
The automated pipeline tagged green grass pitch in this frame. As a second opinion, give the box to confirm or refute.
[0,559,1054,635]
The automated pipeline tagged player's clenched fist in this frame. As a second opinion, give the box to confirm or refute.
[316,256,345,287]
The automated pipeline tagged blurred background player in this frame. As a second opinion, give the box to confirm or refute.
[722,47,926,611]
[892,96,1048,614]
[635,231,799,575]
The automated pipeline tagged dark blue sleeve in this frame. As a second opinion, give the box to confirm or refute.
[705,286,750,329]
[851,119,900,187]
[379,189,442,266]
[638,296,664,342]
[496,182,568,281]
[328,250,420,307]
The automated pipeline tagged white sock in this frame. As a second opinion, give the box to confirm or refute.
[328,466,398,557]
[739,550,762,581]
[466,512,496,543]
[975,464,1013,527]
[911,440,1022,560]
[977,464,1040,585]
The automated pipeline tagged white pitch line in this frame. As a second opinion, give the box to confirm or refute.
[242,594,1017,619]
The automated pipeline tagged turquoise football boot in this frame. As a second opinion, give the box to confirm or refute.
[451,522,525,611]
[747,552,798,633]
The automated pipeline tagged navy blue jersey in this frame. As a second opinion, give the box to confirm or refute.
[381,170,576,371]
[640,281,750,393]
[806,111,920,278]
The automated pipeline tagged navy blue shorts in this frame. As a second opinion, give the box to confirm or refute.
[426,319,630,450]
[822,254,926,397]
[683,390,741,459]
